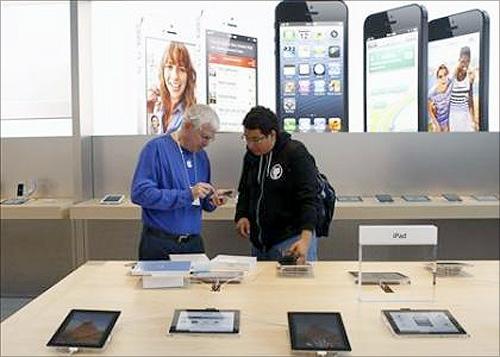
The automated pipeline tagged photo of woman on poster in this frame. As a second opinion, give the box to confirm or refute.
[147,42,197,135]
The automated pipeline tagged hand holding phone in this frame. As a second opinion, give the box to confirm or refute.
[191,183,215,200]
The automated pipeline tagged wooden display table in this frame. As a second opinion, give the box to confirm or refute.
[1,261,498,356]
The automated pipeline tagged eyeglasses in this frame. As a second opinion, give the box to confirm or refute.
[241,134,267,144]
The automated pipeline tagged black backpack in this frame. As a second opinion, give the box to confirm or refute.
[281,140,337,238]
[315,172,336,238]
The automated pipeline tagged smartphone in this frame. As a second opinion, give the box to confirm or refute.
[218,189,235,198]
[100,194,125,205]
[16,182,25,197]
[442,193,462,202]
[276,0,348,133]
[428,10,489,132]
[375,194,394,203]
[364,4,427,132]
[199,11,258,132]
[136,15,200,134]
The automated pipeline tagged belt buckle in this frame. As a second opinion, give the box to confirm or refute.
[177,235,189,244]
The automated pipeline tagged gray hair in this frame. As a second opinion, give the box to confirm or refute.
[184,104,220,131]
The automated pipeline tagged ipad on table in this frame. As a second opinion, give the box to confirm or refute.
[402,195,430,202]
[471,195,498,202]
[287,312,351,352]
[348,271,410,285]
[382,309,468,337]
[169,309,240,334]
[46,309,121,349]
[337,195,363,202]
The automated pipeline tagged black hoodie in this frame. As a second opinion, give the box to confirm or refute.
[235,132,319,251]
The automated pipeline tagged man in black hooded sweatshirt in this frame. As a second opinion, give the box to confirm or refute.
[235,106,320,264]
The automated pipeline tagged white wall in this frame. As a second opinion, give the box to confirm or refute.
[0,1,72,137]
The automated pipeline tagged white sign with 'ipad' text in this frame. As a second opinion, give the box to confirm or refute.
[359,225,437,246]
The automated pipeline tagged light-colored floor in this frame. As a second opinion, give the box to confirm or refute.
[1,298,32,322]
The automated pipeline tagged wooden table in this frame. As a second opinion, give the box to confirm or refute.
[1,261,498,356]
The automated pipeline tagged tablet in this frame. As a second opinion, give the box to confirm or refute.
[1,198,29,205]
[288,312,351,352]
[100,194,125,205]
[471,195,498,202]
[402,195,430,202]
[382,309,468,337]
[337,195,363,202]
[348,271,410,285]
[46,309,121,348]
[169,309,240,334]
[375,194,394,203]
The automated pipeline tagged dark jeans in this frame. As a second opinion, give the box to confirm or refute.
[138,225,205,260]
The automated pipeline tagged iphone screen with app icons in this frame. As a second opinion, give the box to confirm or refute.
[279,22,345,133]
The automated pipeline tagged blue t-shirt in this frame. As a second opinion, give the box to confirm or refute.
[131,135,215,235]
[428,79,452,125]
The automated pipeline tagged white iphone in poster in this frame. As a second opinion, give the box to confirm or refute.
[136,15,200,135]
[198,10,258,132]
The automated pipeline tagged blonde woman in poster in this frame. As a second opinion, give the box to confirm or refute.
[147,42,197,134]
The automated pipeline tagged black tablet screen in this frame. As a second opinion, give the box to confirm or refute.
[288,312,351,351]
[47,309,120,348]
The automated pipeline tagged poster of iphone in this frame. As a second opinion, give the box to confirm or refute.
[279,22,346,133]
[206,30,257,132]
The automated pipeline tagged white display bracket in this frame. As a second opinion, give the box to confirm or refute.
[357,225,438,302]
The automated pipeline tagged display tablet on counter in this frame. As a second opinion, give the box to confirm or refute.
[46,309,121,348]
[348,271,410,285]
[402,195,430,202]
[375,194,394,203]
[442,193,462,202]
[100,194,125,205]
[288,312,351,352]
[337,195,363,202]
[382,309,468,337]
[471,195,498,202]
[169,309,240,334]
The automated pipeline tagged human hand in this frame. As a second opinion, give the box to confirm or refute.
[288,233,312,265]
[210,191,228,207]
[235,218,251,239]
[191,182,215,200]
[147,88,160,113]
[468,69,476,84]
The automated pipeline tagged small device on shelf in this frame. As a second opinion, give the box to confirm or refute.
[100,194,125,205]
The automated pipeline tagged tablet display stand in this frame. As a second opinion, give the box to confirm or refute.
[55,334,113,354]
[357,225,438,302]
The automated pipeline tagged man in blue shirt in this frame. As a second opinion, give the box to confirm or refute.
[131,104,225,260]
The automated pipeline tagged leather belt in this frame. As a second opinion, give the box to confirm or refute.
[144,225,198,244]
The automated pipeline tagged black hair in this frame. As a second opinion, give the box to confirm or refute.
[460,46,471,59]
[242,106,280,136]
